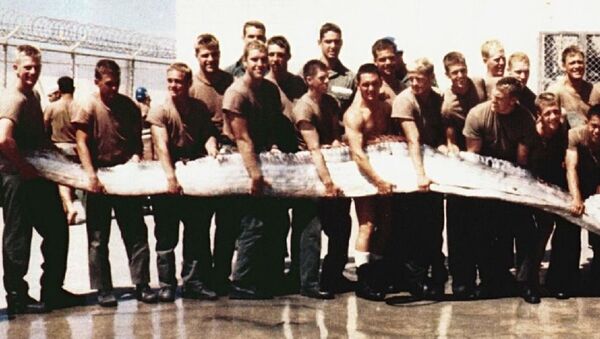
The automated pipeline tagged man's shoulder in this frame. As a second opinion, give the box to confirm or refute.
[569,124,588,144]
[1,87,27,105]
[468,101,492,116]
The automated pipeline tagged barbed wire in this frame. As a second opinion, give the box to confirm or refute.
[0,8,175,59]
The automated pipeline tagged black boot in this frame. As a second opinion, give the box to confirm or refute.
[355,264,385,302]
[6,291,48,316]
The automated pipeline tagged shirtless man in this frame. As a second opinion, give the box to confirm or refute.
[481,39,506,99]
[344,63,394,301]
[43,76,78,224]
[189,33,238,295]
[290,59,343,299]
[547,45,600,127]
[440,51,486,299]
[225,21,266,78]
[0,44,83,315]
[565,105,600,295]
[507,52,537,116]
[392,58,444,299]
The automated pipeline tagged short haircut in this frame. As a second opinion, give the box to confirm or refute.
[167,62,192,85]
[95,59,120,81]
[535,92,559,113]
[302,59,328,79]
[319,22,341,40]
[508,52,530,70]
[356,63,381,83]
[481,39,504,59]
[194,33,220,56]
[406,58,435,78]
[495,76,523,98]
[15,44,41,62]
[266,35,291,56]
[442,51,466,73]
[562,45,585,64]
[243,20,266,38]
[371,38,397,59]
[57,76,74,94]
[243,40,267,61]
[589,104,600,120]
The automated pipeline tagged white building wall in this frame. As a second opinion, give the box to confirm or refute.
[176,0,600,93]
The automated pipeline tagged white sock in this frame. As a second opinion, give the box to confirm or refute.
[354,251,370,267]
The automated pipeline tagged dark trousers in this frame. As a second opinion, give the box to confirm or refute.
[86,193,150,290]
[289,199,322,290]
[231,197,289,292]
[2,175,68,294]
[152,195,213,288]
[446,196,478,290]
[319,198,352,283]
[398,193,446,286]
[211,197,242,286]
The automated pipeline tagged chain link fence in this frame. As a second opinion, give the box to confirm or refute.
[0,8,174,105]
[539,32,600,90]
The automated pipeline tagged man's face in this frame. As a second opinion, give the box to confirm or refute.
[306,69,329,94]
[485,48,506,77]
[243,26,266,44]
[374,48,397,77]
[538,103,561,132]
[167,69,190,99]
[14,55,41,89]
[491,88,516,114]
[564,52,585,81]
[446,63,468,92]
[319,31,342,60]
[243,48,268,80]
[197,45,220,74]
[509,60,530,86]
[358,72,382,102]
[589,115,600,145]
[267,43,289,74]
[95,72,120,102]
[407,71,432,96]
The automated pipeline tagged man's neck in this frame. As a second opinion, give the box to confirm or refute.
[321,56,341,71]
[382,74,399,90]
[536,121,556,139]
[172,95,189,109]
[267,70,289,85]
[307,88,323,103]
[198,69,219,85]
[452,81,469,96]
[16,82,33,94]
[566,76,586,92]
[243,72,262,89]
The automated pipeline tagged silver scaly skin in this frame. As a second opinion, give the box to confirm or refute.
[18,141,600,234]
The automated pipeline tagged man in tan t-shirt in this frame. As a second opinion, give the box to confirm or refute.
[0,45,83,315]
[72,59,156,307]
[43,76,78,225]
[547,45,600,127]
[440,51,486,299]
[372,38,406,101]
[392,57,446,299]
[147,62,219,302]
[507,52,537,117]
[481,39,506,100]
[344,63,394,301]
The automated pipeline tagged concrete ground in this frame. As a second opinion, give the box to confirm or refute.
[0,200,598,337]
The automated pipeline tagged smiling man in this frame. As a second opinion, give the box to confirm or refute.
[147,62,219,303]
[481,39,506,100]
[507,52,537,116]
[547,45,600,127]
[225,21,266,78]
[318,23,355,112]
[372,38,406,100]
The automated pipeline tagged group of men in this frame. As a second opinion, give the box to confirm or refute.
[2,20,600,319]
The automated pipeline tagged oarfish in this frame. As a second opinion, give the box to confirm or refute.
[18,141,600,234]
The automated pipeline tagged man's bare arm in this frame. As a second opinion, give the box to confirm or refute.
[228,111,267,195]
[566,147,584,216]
[0,119,38,179]
[298,121,341,196]
[466,137,483,153]
[151,125,181,194]
[75,128,104,193]
[440,125,460,155]
[344,111,393,194]
[400,119,431,191]
[516,143,529,167]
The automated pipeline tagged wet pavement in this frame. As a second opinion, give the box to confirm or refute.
[0,203,599,337]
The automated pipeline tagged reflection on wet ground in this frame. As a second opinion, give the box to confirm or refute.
[2,292,600,337]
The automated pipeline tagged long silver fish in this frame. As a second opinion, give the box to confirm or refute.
[20,141,600,234]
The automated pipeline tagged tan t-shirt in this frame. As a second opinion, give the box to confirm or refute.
[568,125,600,197]
[547,77,600,127]
[147,97,217,161]
[44,98,77,143]
[189,70,233,140]
[463,101,536,162]
[441,77,487,149]
[0,88,48,151]
[392,87,444,147]
[72,92,142,167]
[292,93,340,150]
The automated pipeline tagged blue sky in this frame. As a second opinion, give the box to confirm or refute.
[5,0,176,39]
